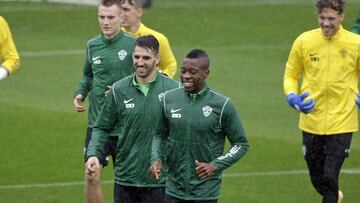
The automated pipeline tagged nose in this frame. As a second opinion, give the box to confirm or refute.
[136,58,144,66]
[182,71,191,79]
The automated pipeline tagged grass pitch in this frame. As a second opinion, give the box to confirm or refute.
[1,0,360,202]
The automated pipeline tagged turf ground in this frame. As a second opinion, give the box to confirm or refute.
[1,0,360,202]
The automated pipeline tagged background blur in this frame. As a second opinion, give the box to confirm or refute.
[1,0,360,202]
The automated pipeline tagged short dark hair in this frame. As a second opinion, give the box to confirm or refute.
[315,0,345,14]
[135,35,159,55]
[120,0,152,8]
[100,0,122,7]
[185,49,210,69]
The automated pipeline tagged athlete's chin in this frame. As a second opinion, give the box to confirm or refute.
[183,84,195,92]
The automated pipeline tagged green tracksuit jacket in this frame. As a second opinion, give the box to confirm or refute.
[152,86,249,200]
[74,32,136,130]
[87,73,180,187]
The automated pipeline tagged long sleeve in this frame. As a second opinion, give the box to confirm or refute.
[151,95,169,163]
[86,89,118,159]
[283,36,304,95]
[74,47,93,98]
[211,100,249,171]
[0,16,20,74]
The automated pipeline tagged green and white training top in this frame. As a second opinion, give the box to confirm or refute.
[74,32,136,131]
[152,85,249,200]
[87,73,180,187]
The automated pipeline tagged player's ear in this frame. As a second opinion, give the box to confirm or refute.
[155,53,160,66]
[136,7,143,18]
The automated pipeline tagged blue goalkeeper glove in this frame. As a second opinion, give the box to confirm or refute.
[355,93,360,109]
[287,92,315,113]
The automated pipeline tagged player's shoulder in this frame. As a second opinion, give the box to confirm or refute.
[163,86,183,98]
[120,31,137,41]
[159,74,180,87]
[341,28,360,43]
[87,35,102,46]
[113,74,133,90]
[297,28,320,40]
[0,16,8,27]
[208,88,230,102]
[141,24,169,42]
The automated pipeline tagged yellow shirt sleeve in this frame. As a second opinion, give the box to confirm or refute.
[0,16,20,74]
[283,35,304,95]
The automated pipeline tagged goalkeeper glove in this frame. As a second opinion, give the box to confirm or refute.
[287,92,315,114]
[355,93,360,109]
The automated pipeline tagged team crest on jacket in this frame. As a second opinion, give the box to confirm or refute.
[340,49,348,59]
[202,106,212,117]
[118,50,127,61]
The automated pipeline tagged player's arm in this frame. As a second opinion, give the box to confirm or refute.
[283,36,304,95]
[0,17,20,80]
[210,100,249,171]
[73,48,93,111]
[86,88,119,160]
[158,36,177,78]
[150,94,169,179]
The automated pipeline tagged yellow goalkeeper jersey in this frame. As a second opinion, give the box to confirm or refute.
[284,25,360,135]
[0,16,20,74]
[122,23,177,78]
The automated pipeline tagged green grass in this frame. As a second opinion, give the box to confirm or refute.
[1,0,360,202]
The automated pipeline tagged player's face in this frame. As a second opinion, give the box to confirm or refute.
[120,1,142,28]
[180,58,209,93]
[98,4,122,39]
[132,46,159,80]
[318,8,343,37]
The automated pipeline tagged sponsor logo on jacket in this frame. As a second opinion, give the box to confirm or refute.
[124,98,135,108]
[171,108,182,118]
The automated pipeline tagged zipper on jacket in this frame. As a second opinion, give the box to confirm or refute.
[324,39,331,134]
[185,100,193,196]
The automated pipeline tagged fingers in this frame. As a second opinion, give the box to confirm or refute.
[149,161,162,180]
[195,160,214,179]
[299,92,310,100]
[74,96,86,112]
[85,157,100,176]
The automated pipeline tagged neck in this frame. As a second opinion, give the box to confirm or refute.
[135,70,157,84]
[104,29,120,40]
[125,21,141,33]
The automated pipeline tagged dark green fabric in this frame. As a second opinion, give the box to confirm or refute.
[74,32,136,130]
[352,10,360,34]
[87,73,180,187]
[153,87,249,200]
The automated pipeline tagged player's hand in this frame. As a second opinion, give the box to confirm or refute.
[85,156,100,177]
[74,94,86,112]
[149,160,162,180]
[104,85,112,96]
[0,67,9,80]
[286,92,315,114]
[195,160,218,179]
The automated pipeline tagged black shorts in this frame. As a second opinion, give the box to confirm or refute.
[84,127,118,167]
[302,131,352,159]
[114,184,165,203]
